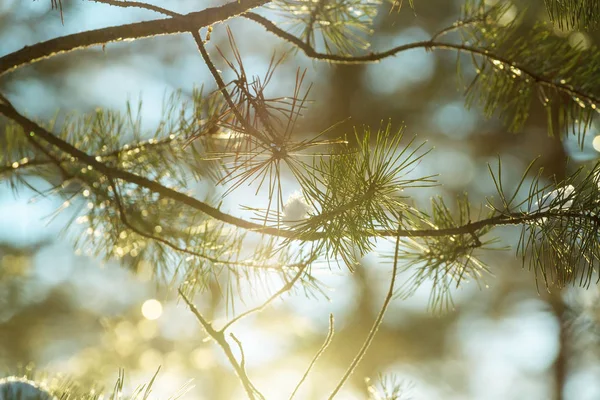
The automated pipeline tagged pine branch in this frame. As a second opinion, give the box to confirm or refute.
[245,12,599,103]
[4,98,600,245]
[270,0,380,55]
[246,12,600,135]
[7,93,600,288]
[0,0,269,76]
[190,30,270,145]
[545,0,600,31]
[0,100,287,236]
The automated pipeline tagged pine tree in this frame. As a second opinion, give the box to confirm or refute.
[0,0,599,398]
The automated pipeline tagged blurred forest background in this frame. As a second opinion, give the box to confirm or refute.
[1,0,600,399]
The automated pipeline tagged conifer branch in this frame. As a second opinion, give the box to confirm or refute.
[0,100,287,236]
[0,0,269,76]
[243,12,600,107]
[3,99,599,245]
[4,98,600,251]
[190,31,270,145]
[1,131,259,268]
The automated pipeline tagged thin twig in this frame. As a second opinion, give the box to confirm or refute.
[190,30,269,145]
[178,289,262,400]
[220,259,311,332]
[229,333,265,399]
[108,175,238,265]
[289,313,335,400]
[429,15,487,42]
[327,223,403,399]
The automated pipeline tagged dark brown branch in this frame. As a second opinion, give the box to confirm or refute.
[0,0,269,76]
[243,12,600,107]
[0,101,289,236]
[1,101,595,242]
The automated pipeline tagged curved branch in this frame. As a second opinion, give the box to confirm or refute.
[220,259,311,332]
[289,313,334,400]
[0,0,269,76]
[179,290,262,400]
[1,100,597,243]
[0,101,288,235]
[243,12,600,107]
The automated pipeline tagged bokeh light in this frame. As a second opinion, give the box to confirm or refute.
[141,299,163,320]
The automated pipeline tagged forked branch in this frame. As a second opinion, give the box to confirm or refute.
[179,289,265,400]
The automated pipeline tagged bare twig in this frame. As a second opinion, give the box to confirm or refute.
[289,313,335,400]
[220,258,312,332]
[229,333,265,399]
[179,289,263,400]
[327,223,403,399]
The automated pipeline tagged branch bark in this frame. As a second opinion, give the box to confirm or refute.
[0,0,269,76]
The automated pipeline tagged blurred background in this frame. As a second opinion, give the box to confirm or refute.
[1,0,600,399]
